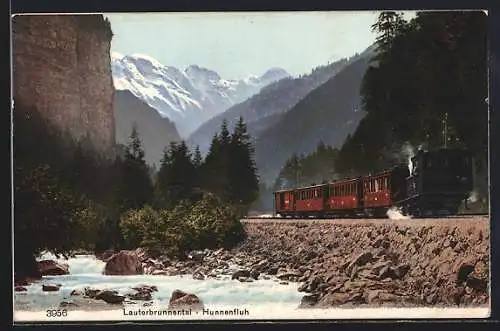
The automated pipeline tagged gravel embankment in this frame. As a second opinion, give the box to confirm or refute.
[236,217,490,308]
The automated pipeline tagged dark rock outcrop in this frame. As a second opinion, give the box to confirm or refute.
[12,14,116,155]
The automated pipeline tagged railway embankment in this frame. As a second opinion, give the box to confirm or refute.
[236,217,490,308]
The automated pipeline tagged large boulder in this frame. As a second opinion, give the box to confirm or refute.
[37,260,69,276]
[95,250,116,262]
[42,284,61,292]
[103,251,143,275]
[168,290,204,310]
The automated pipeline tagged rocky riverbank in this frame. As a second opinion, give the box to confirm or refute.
[17,217,489,310]
[95,218,489,309]
[238,218,490,308]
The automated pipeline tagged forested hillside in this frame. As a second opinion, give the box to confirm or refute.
[254,52,372,184]
[335,11,488,206]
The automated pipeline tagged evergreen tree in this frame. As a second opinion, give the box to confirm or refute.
[192,145,203,169]
[228,117,259,212]
[119,124,154,211]
[337,11,488,201]
[371,11,407,56]
[155,141,197,209]
[201,121,232,201]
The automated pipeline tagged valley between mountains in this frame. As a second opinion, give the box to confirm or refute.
[112,47,373,184]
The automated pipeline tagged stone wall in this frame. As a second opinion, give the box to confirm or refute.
[12,14,115,155]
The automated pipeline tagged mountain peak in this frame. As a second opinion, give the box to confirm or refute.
[184,65,221,81]
[260,67,290,82]
[111,52,288,138]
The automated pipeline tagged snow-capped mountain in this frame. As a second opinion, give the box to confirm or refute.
[111,52,290,137]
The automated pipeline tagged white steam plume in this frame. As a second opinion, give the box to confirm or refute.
[386,206,411,220]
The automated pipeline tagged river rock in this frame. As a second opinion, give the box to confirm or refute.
[231,270,250,280]
[168,290,204,310]
[132,284,158,293]
[15,286,27,292]
[276,270,302,282]
[42,284,61,292]
[95,290,126,304]
[126,285,156,301]
[188,250,207,262]
[37,260,69,276]
[95,250,116,262]
[193,271,205,280]
[135,247,150,262]
[103,250,143,275]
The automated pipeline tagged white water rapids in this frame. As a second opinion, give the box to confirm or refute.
[13,253,489,321]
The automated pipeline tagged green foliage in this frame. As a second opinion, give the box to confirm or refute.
[155,141,198,209]
[201,118,260,211]
[118,124,154,211]
[336,11,488,201]
[119,193,245,259]
[275,141,340,190]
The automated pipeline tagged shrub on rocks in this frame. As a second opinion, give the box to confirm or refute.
[118,193,246,259]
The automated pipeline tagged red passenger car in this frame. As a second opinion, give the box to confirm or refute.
[274,188,296,217]
[294,184,327,216]
[327,178,361,213]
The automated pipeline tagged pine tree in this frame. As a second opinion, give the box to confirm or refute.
[228,117,259,212]
[371,11,407,55]
[155,140,197,209]
[119,124,154,211]
[192,145,202,169]
[201,122,232,201]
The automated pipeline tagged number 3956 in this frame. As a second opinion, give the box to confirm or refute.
[46,309,68,317]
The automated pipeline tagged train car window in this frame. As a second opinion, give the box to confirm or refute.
[374,179,379,192]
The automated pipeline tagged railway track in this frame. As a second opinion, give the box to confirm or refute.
[242,213,488,221]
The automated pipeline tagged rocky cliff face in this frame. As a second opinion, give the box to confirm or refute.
[12,14,115,155]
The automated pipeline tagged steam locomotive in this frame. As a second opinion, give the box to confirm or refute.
[273,148,474,218]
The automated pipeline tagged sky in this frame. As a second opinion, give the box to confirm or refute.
[106,11,416,80]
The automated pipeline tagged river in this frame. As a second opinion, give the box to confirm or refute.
[13,252,489,321]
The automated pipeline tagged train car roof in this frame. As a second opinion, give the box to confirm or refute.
[328,177,361,185]
[274,183,327,193]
